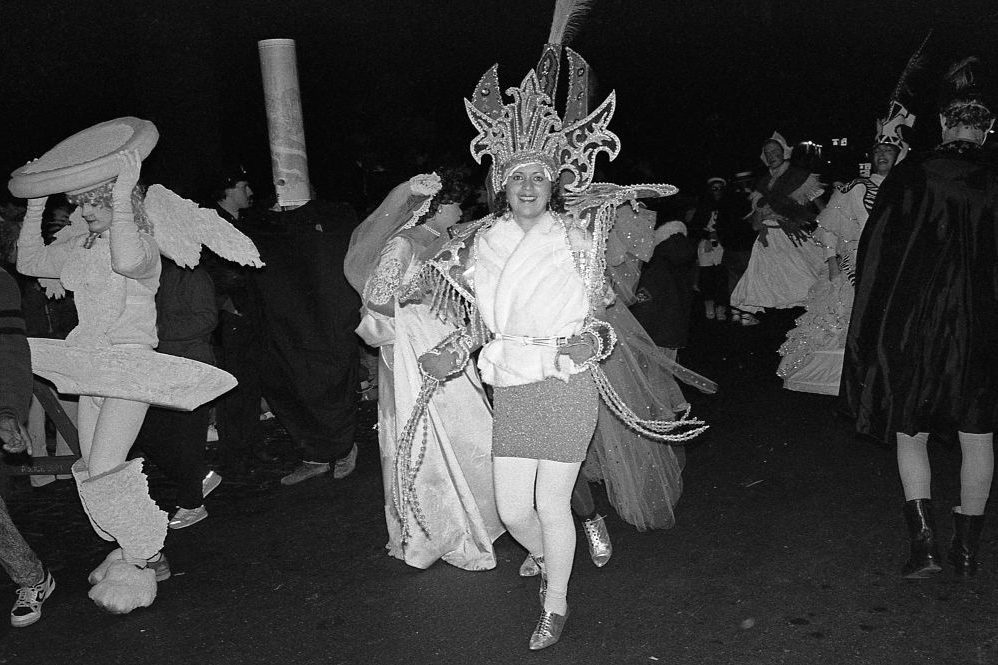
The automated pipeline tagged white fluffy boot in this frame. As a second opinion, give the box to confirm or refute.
[76,459,168,614]
[71,459,115,542]
[86,550,157,614]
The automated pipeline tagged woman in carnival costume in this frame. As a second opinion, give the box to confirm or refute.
[778,42,925,395]
[519,201,716,579]
[410,13,706,647]
[777,117,907,393]
[11,118,260,613]
[730,132,827,315]
[344,169,503,570]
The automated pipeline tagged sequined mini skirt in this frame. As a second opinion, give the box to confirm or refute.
[492,372,599,463]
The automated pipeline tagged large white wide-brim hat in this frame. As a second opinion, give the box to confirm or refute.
[9,117,158,198]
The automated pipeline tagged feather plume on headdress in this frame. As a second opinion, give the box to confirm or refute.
[875,31,931,162]
[536,0,596,102]
[548,0,595,46]
[890,30,932,104]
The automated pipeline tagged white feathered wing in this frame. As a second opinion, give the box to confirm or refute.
[143,184,263,269]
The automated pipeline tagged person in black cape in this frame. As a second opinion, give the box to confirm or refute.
[842,57,998,579]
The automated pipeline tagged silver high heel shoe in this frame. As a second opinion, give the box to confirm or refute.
[528,606,569,650]
[531,555,547,605]
[582,514,612,567]
[518,553,540,577]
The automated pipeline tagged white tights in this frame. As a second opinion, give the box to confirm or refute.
[77,395,150,476]
[493,456,582,615]
[896,431,994,515]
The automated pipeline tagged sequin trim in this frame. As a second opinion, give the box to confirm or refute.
[362,257,404,306]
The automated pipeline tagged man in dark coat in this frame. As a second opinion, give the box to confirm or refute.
[842,62,998,580]
[202,166,272,469]
[246,199,362,486]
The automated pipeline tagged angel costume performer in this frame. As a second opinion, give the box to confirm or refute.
[777,103,909,394]
[402,30,706,647]
[11,118,260,613]
[345,173,503,571]
[730,133,826,313]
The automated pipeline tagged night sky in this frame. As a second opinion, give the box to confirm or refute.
[2,0,997,205]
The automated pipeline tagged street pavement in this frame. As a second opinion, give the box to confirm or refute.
[2,310,996,665]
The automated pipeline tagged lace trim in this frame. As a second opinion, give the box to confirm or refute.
[363,257,404,306]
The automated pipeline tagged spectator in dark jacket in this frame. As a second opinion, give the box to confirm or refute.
[201,166,272,471]
[631,221,698,353]
[133,257,221,529]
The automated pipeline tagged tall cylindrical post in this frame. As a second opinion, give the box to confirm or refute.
[258,38,311,208]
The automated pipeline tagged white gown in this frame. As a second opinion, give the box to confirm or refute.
[777,175,882,394]
[729,223,826,313]
[359,233,503,570]
[730,168,826,314]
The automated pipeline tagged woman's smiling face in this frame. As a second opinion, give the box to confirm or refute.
[504,163,552,222]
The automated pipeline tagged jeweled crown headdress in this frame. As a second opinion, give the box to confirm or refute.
[466,42,619,194]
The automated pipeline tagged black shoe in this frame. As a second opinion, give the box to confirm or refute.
[948,507,984,578]
[902,499,942,579]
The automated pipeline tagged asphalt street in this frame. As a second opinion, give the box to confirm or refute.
[2,310,995,665]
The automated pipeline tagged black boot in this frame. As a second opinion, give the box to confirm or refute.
[948,507,984,578]
[902,499,942,579]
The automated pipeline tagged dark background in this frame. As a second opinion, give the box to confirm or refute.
[2,0,997,207]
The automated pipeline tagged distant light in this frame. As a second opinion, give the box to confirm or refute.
[841,137,848,146]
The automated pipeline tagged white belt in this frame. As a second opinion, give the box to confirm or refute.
[496,333,570,348]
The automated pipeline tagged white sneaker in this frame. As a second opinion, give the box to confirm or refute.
[11,568,55,628]
[206,424,219,442]
[333,444,359,480]
[281,461,330,486]
[202,470,222,498]
[169,505,208,529]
